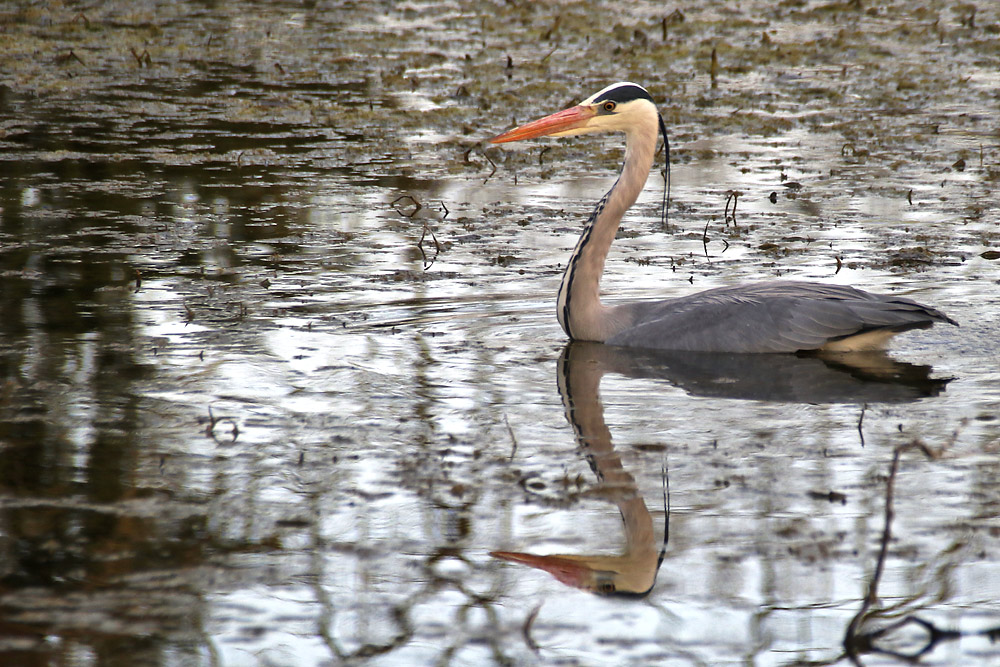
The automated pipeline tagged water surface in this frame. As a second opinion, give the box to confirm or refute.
[1,1,999,665]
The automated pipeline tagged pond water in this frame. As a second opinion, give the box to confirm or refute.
[1,1,999,665]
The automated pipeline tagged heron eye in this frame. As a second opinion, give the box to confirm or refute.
[602,101,616,112]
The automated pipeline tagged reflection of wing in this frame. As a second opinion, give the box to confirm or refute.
[575,341,950,403]
[609,281,956,353]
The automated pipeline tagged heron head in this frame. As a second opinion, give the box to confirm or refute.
[490,82,658,143]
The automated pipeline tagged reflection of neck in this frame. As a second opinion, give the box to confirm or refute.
[492,343,662,596]
[560,346,657,558]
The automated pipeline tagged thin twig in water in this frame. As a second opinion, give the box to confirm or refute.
[56,50,85,65]
[130,47,152,67]
[504,413,518,460]
[206,406,240,443]
[844,439,941,663]
[417,222,440,269]
[391,195,422,218]
[857,403,867,447]
[724,191,740,228]
[657,463,670,568]
[523,603,542,653]
[481,148,497,184]
[538,146,550,166]
[710,46,718,89]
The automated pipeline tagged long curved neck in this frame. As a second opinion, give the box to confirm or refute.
[556,117,658,342]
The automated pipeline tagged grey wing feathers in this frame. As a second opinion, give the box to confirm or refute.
[607,281,956,353]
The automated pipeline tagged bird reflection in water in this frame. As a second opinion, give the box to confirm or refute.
[492,342,952,597]
[565,342,951,404]
[492,342,669,597]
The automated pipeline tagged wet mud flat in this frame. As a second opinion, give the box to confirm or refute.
[1,1,1000,665]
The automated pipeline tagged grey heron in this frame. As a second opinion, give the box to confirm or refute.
[490,82,956,353]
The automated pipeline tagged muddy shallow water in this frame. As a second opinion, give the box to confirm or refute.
[2,1,1000,665]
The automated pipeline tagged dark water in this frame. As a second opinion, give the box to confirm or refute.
[2,1,999,665]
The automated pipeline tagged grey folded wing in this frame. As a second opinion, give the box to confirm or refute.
[607,281,956,353]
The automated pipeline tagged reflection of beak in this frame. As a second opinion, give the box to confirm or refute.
[491,548,663,596]
[491,550,601,589]
[490,105,596,143]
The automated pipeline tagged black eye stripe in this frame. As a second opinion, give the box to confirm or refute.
[594,84,653,105]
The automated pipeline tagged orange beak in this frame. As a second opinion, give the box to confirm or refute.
[490,105,596,143]
[490,550,595,588]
